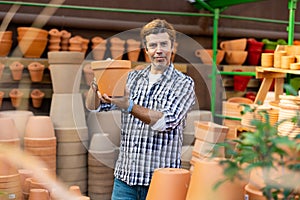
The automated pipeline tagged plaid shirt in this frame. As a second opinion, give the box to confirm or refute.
[99,64,195,186]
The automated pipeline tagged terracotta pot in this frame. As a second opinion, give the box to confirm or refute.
[9,88,24,108]
[0,39,13,57]
[92,44,107,60]
[30,89,45,108]
[0,117,20,141]
[49,93,87,128]
[17,37,48,58]
[48,28,62,41]
[9,61,24,81]
[49,64,82,93]
[195,49,225,65]
[0,31,13,40]
[126,39,141,62]
[69,36,82,52]
[17,27,48,39]
[220,38,247,51]
[83,63,94,86]
[186,158,248,200]
[146,168,190,200]
[25,116,55,139]
[110,46,124,60]
[47,51,84,64]
[91,60,131,97]
[69,185,82,196]
[110,37,125,48]
[28,62,45,82]
[194,121,229,143]
[225,50,248,65]
[28,188,50,200]
[0,90,4,108]
[0,62,4,79]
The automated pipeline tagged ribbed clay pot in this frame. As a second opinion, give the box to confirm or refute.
[30,89,45,108]
[28,62,45,82]
[146,168,190,200]
[9,88,24,108]
[9,61,24,81]
[91,60,131,97]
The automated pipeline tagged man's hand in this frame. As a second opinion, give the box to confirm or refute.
[101,88,130,110]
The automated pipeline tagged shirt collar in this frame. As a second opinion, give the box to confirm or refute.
[140,63,175,81]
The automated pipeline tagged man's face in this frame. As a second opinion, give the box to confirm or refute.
[145,32,173,71]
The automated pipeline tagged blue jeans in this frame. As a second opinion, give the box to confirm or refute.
[111,178,149,200]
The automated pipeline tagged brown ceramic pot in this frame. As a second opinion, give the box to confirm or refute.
[30,89,45,108]
[28,62,45,82]
[9,61,24,81]
[9,88,24,108]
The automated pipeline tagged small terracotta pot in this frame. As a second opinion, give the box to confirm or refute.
[48,28,62,41]
[126,39,141,62]
[9,61,24,81]
[91,60,131,97]
[92,44,107,60]
[0,39,13,57]
[69,185,82,196]
[28,62,45,82]
[9,88,24,108]
[30,89,45,108]
[146,168,190,200]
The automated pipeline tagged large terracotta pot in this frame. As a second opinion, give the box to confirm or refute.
[25,116,55,139]
[0,117,20,144]
[186,158,248,200]
[146,168,190,200]
[91,60,131,97]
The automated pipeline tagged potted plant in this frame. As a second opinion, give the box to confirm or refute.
[215,86,300,200]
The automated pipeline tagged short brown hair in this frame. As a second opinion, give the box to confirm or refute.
[140,19,176,48]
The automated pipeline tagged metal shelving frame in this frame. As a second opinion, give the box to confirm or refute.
[0,0,299,122]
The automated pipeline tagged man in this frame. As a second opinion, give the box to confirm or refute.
[86,18,195,200]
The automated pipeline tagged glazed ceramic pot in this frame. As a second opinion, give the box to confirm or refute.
[9,61,24,81]
[28,62,45,82]
[25,116,55,139]
[146,168,190,200]
[186,158,248,200]
[9,88,24,108]
[195,49,225,65]
[91,59,131,97]
[30,89,45,108]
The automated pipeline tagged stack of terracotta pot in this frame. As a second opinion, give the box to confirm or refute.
[48,51,89,195]
[69,35,90,55]
[109,37,125,59]
[190,121,229,169]
[60,30,71,51]
[0,30,13,57]
[48,29,62,52]
[91,36,107,60]
[88,133,117,199]
[17,27,48,58]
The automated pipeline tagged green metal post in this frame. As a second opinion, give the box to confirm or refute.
[211,8,220,119]
[287,0,298,45]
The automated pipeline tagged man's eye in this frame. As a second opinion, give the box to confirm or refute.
[148,44,157,48]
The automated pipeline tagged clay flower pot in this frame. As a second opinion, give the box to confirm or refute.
[28,62,45,82]
[0,91,4,108]
[0,30,13,40]
[69,36,83,52]
[9,88,24,108]
[224,50,248,65]
[91,60,131,97]
[9,61,24,81]
[25,116,55,139]
[126,39,141,62]
[195,49,225,65]
[92,42,107,60]
[0,117,20,141]
[146,168,190,200]
[48,28,62,41]
[0,38,13,57]
[30,89,45,108]
[28,188,50,200]
[220,38,247,51]
[17,37,48,58]
[60,30,71,51]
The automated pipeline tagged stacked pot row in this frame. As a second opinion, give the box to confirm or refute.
[48,51,89,194]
